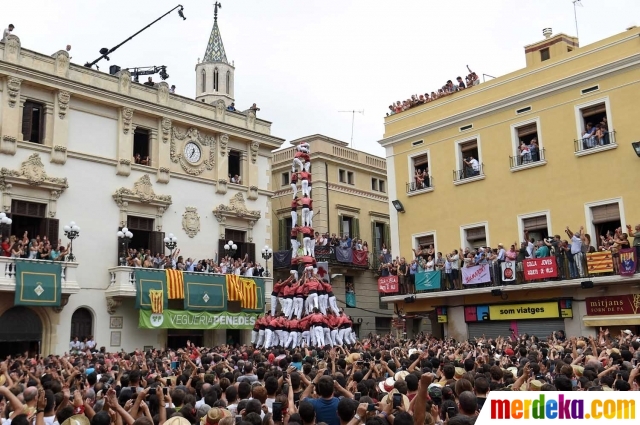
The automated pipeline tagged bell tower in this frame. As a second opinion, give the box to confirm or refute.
[195,2,235,106]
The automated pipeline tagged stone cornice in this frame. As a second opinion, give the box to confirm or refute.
[327,183,389,203]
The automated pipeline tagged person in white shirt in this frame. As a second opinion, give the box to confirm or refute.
[524,230,534,259]
[69,337,80,352]
[464,156,480,177]
[2,24,14,42]
[86,337,96,351]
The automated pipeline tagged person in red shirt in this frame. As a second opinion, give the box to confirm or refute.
[1,237,11,257]
[299,170,311,198]
[293,277,306,319]
[271,277,286,316]
[293,144,308,173]
[310,308,325,348]
[285,315,300,349]
[251,313,261,346]
[304,276,321,315]
[290,171,299,199]
[277,314,288,348]
[283,280,297,319]
[290,197,299,229]
[299,195,311,227]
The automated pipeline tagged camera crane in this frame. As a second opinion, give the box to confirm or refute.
[124,66,170,83]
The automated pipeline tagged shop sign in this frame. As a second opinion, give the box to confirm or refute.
[488,302,561,320]
[585,295,640,316]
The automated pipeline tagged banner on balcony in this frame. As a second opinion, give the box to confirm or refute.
[523,257,557,281]
[415,270,442,290]
[135,269,168,310]
[378,275,399,293]
[335,246,353,263]
[14,259,62,307]
[316,262,329,282]
[586,251,613,274]
[352,250,368,266]
[501,261,516,282]
[273,250,292,269]
[461,264,491,285]
[139,309,258,329]
[619,248,637,276]
[184,273,226,311]
[345,291,356,307]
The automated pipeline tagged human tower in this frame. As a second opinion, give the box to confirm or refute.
[252,142,356,349]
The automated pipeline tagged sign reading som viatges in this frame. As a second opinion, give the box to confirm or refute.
[139,310,258,329]
[488,302,560,320]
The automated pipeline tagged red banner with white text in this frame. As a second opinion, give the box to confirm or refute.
[523,257,557,281]
[378,275,399,293]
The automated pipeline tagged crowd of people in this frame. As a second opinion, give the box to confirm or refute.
[579,117,611,150]
[376,224,640,295]
[2,327,640,425]
[1,232,71,261]
[388,66,480,116]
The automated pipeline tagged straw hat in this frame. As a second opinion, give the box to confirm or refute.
[507,367,518,376]
[529,380,543,390]
[395,371,410,381]
[202,408,231,425]
[454,367,465,380]
[572,365,584,377]
[380,390,410,411]
[346,353,361,364]
[62,416,90,425]
[378,377,396,393]
[576,340,586,348]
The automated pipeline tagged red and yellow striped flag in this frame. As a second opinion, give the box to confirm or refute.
[587,251,613,274]
[166,269,185,299]
[149,289,164,314]
[226,274,244,302]
[239,278,257,309]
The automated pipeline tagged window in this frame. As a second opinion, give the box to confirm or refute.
[379,180,386,193]
[371,178,378,191]
[516,106,532,115]
[71,308,93,340]
[219,229,255,260]
[226,71,230,95]
[228,150,241,183]
[201,69,206,93]
[520,214,550,243]
[372,221,388,253]
[540,48,550,61]
[278,217,293,251]
[416,234,435,253]
[345,276,355,304]
[125,215,164,255]
[454,137,483,182]
[133,128,151,166]
[575,99,614,153]
[281,172,290,186]
[460,223,489,250]
[459,124,473,132]
[339,169,346,183]
[21,100,45,144]
[510,119,545,168]
[590,203,621,242]
[339,215,359,238]
[347,171,354,185]
[375,316,392,328]
[213,68,219,91]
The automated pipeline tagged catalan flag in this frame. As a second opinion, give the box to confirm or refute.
[226,274,243,302]
[239,278,258,310]
[587,251,613,274]
[149,289,164,314]
[166,269,185,299]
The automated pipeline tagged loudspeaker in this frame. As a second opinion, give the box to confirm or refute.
[109,65,121,75]
[404,296,416,303]
[491,289,502,296]
[581,281,594,289]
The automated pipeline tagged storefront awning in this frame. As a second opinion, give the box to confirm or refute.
[583,315,640,327]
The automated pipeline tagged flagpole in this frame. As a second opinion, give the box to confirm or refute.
[573,0,581,41]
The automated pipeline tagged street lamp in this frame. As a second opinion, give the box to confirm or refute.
[117,227,134,266]
[224,240,237,257]
[0,213,12,238]
[63,221,81,262]
[261,245,273,277]
[164,233,178,257]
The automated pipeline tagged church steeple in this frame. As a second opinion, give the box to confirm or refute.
[195,2,235,106]
[203,2,228,64]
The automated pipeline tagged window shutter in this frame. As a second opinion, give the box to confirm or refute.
[517,123,538,138]
[149,231,165,256]
[278,219,285,251]
[581,103,606,118]
[338,214,344,238]
[21,103,33,142]
[384,223,391,250]
[45,219,59,247]
[591,204,620,224]
[371,221,376,251]
[523,216,548,231]
[353,218,360,239]
[245,242,256,262]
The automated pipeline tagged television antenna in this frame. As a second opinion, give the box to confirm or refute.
[573,0,583,42]
[338,109,364,148]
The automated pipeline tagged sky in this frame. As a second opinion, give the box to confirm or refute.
[4,0,639,157]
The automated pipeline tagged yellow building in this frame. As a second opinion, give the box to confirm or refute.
[379,27,640,340]
[270,135,399,336]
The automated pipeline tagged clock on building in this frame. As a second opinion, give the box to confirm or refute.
[184,142,201,164]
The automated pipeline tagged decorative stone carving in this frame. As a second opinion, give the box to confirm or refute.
[51,145,68,165]
[0,135,17,155]
[156,166,170,184]
[121,108,133,134]
[161,118,171,143]
[57,91,70,119]
[216,178,228,195]
[170,127,215,175]
[250,141,260,164]
[113,174,172,206]
[215,99,226,121]
[117,70,132,95]
[106,297,123,315]
[4,35,21,63]
[182,207,201,238]
[212,192,261,221]
[52,50,70,78]
[52,294,70,313]
[248,185,259,201]
[219,134,229,157]
[7,77,22,108]
[1,153,69,187]
[246,110,256,130]
[157,82,169,105]
[116,158,131,177]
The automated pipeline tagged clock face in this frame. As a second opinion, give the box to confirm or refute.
[184,142,201,164]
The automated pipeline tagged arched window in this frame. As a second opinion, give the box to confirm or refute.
[71,308,93,341]
[201,69,206,93]
[226,71,231,95]
[213,68,219,91]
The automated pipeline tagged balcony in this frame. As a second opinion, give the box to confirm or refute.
[0,257,80,294]
[273,246,371,271]
[574,130,617,157]
[406,177,434,196]
[453,163,485,185]
[509,148,547,172]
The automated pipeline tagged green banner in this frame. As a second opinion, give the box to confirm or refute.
[184,273,226,311]
[415,270,442,290]
[14,260,62,306]
[139,309,258,329]
[346,292,356,307]
[135,269,168,310]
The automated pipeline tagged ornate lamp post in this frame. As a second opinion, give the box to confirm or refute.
[164,233,178,257]
[261,245,273,277]
[117,227,133,266]
[63,221,81,262]
[0,213,12,239]
[224,240,237,257]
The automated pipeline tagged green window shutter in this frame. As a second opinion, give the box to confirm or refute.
[384,223,391,250]
[338,214,343,238]
[278,219,285,251]
[353,218,360,239]
[371,221,376,250]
